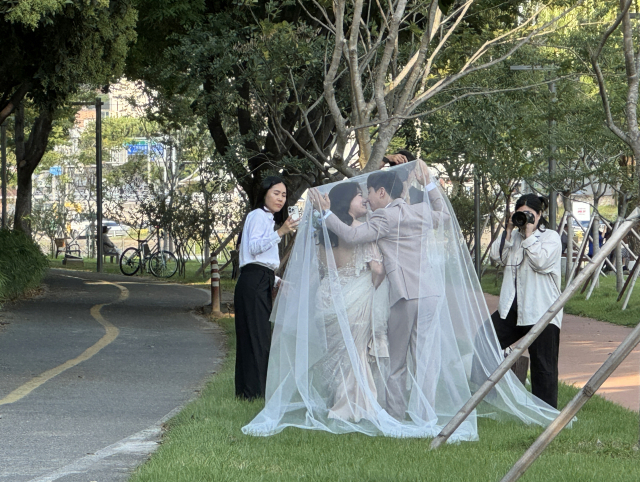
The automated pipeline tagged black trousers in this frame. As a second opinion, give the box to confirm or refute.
[234,263,275,400]
[491,302,560,408]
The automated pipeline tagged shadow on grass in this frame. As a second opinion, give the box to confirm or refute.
[130,318,640,482]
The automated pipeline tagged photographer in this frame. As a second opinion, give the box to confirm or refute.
[489,194,562,408]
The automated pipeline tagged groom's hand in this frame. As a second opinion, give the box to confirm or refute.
[415,160,431,185]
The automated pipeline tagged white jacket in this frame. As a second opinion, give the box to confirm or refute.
[490,227,563,329]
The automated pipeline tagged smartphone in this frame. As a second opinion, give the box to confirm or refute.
[288,205,301,221]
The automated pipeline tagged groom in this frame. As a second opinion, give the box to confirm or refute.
[309,162,449,420]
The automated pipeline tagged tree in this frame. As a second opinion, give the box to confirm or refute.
[0,0,137,233]
[590,1,640,197]
[128,0,583,212]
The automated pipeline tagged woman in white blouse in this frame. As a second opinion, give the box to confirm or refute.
[235,176,298,400]
[489,194,562,408]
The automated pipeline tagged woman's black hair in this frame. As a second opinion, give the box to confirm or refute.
[515,194,549,231]
[237,176,288,248]
[254,175,289,225]
[319,182,361,248]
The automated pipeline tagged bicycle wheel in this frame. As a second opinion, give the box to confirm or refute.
[120,247,141,276]
[149,250,178,278]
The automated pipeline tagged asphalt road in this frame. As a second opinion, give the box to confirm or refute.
[0,269,225,482]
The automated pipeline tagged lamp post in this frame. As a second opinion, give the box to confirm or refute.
[510,65,558,230]
[70,97,104,272]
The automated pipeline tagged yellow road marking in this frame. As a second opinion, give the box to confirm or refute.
[0,281,129,406]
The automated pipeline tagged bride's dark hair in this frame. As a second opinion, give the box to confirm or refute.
[320,182,361,248]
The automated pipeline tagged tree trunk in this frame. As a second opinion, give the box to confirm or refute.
[591,200,600,288]
[13,103,54,235]
[563,195,573,284]
[616,194,628,292]
[14,168,33,234]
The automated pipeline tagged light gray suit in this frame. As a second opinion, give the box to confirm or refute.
[325,187,449,418]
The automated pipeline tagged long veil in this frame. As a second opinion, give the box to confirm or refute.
[243,161,559,441]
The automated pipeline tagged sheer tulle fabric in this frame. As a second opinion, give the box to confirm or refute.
[243,161,559,441]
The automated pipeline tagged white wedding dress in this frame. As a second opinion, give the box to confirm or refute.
[316,242,390,423]
[243,161,561,440]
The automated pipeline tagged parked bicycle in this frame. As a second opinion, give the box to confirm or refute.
[119,233,178,278]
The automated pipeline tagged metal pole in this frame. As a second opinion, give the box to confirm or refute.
[210,257,222,318]
[474,173,481,277]
[430,209,640,449]
[500,319,640,481]
[96,97,103,273]
[548,79,557,231]
[1,122,6,229]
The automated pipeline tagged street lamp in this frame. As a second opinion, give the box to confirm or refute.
[510,65,558,230]
[70,98,104,272]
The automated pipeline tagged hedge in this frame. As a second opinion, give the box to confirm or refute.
[0,229,49,303]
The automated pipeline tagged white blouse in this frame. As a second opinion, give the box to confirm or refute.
[239,208,282,271]
[490,228,563,329]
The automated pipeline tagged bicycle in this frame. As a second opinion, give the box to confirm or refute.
[119,235,178,278]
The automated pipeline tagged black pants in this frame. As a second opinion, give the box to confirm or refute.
[491,302,560,408]
[234,264,275,400]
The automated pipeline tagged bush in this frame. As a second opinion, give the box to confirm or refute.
[0,229,49,303]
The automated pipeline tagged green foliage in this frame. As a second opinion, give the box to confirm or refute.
[0,229,48,302]
[76,116,156,167]
[1,1,137,107]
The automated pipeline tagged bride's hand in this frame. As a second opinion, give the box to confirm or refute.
[309,188,331,212]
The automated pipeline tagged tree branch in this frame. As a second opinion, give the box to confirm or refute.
[0,81,31,126]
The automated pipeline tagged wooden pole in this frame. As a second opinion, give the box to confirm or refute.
[584,257,606,300]
[500,319,640,482]
[566,213,595,284]
[600,217,638,261]
[194,225,243,276]
[617,256,640,302]
[557,211,567,236]
[429,209,640,449]
[621,263,640,310]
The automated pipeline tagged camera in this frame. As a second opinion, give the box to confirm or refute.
[512,211,535,228]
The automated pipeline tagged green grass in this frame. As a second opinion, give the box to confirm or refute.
[481,268,640,327]
[130,317,640,482]
[0,229,49,304]
[48,257,237,292]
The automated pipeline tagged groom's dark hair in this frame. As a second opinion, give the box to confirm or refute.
[367,171,403,199]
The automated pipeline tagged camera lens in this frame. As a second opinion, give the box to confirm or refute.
[512,212,527,228]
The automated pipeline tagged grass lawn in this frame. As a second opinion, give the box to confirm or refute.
[48,256,237,292]
[130,317,640,482]
[481,268,640,327]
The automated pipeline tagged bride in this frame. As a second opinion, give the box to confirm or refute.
[315,182,390,422]
[243,161,561,440]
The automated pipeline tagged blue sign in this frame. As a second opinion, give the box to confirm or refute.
[126,142,148,155]
[49,166,62,176]
[125,140,165,158]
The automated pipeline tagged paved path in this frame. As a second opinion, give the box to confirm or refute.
[0,270,224,482]
[484,294,640,412]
